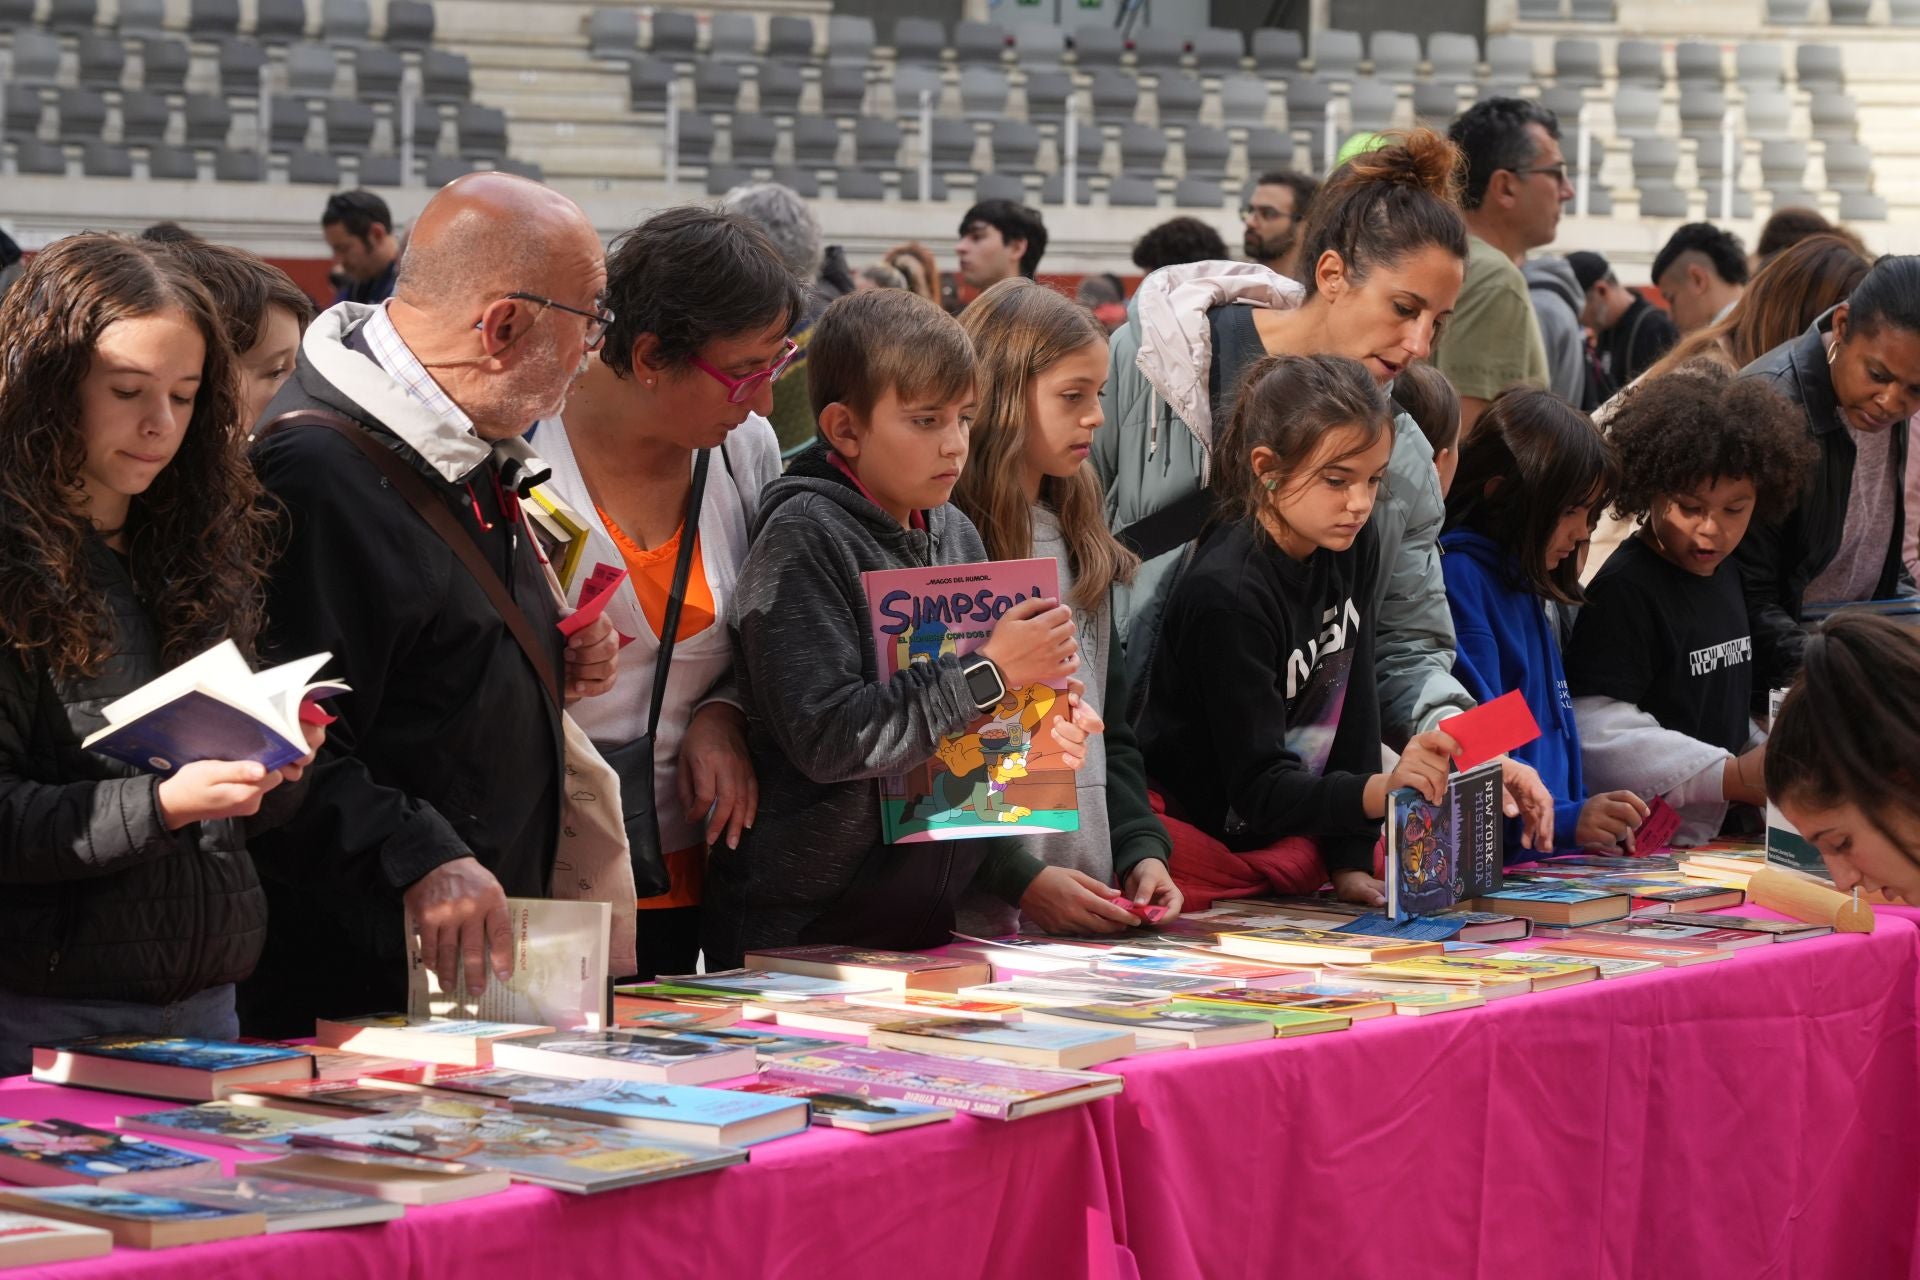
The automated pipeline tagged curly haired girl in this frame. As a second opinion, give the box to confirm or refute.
[1564,362,1818,842]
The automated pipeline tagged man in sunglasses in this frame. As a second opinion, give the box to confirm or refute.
[241,172,622,1035]
[1437,97,1574,434]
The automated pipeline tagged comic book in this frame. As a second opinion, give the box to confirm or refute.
[861,558,1077,843]
[1386,760,1504,920]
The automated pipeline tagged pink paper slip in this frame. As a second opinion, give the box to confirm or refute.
[557,562,629,638]
[1635,796,1682,854]
[1439,691,1543,770]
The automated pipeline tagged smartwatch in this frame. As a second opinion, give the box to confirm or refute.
[963,657,1007,711]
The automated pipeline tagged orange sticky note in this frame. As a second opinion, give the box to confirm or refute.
[1438,691,1542,770]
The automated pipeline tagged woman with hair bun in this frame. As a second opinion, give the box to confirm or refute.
[1095,129,1553,895]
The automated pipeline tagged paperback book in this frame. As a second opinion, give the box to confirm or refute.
[743,999,939,1036]
[507,1079,810,1147]
[1155,1001,1352,1037]
[489,1031,756,1085]
[1486,950,1664,980]
[742,945,990,993]
[1526,936,1734,968]
[1210,927,1443,967]
[1557,918,1772,950]
[1386,759,1503,919]
[732,1081,956,1135]
[31,1035,314,1103]
[1652,912,1833,941]
[635,1026,846,1062]
[0,1118,216,1189]
[220,1080,421,1118]
[312,1016,555,1067]
[657,969,890,1000]
[247,1152,509,1206]
[407,897,611,1033]
[1174,988,1396,1021]
[1091,951,1311,987]
[843,990,1026,1022]
[1352,954,1600,995]
[0,1187,264,1250]
[863,558,1078,843]
[169,1176,406,1233]
[116,1101,317,1152]
[761,1046,1124,1120]
[867,1017,1136,1070]
[1017,1003,1278,1048]
[0,1209,112,1266]
[1271,981,1486,1016]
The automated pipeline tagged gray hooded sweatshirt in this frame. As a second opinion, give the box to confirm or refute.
[1522,256,1590,408]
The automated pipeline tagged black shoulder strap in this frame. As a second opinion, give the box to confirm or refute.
[1113,487,1218,561]
[646,451,711,738]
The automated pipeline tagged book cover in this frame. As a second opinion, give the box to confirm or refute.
[744,945,976,976]
[407,898,611,1033]
[1175,988,1395,1020]
[1156,1001,1350,1036]
[636,1027,845,1060]
[868,1018,1131,1065]
[1357,955,1598,991]
[116,1102,316,1152]
[660,969,889,999]
[1474,881,1624,905]
[490,1031,756,1085]
[0,1209,113,1266]
[1569,919,1772,949]
[1529,936,1735,967]
[1386,759,1504,919]
[1092,952,1308,983]
[507,1080,809,1146]
[167,1177,405,1233]
[361,1066,572,1104]
[1271,981,1486,1014]
[956,981,1168,1008]
[0,1118,216,1189]
[761,1046,1124,1121]
[33,1036,310,1073]
[221,1080,421,1116]
[313,1016,555,1067]
[733,1081,956,1134]
[1490,950,1664,979]
[0,1186,264,1247]
[1210,926,1443,965]
[843,990,1026,1021]
[862,558,1078,843]
[1653,912,1834,939]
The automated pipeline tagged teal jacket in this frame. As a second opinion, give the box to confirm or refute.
[1091,260,1475,746]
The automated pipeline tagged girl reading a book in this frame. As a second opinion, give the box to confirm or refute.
[1142,354,1461,906]
[1440,388,1649,854]
[0,234,320,1075]
[1765,613,1920,903]
[1564,364,1818,844]
[952,278,1181,935]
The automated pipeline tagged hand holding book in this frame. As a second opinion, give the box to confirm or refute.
[404,857,515,997]
[1364,730,1460,818]
[975,596,1078,689]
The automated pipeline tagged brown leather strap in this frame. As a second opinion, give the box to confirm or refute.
[257,409,562,711]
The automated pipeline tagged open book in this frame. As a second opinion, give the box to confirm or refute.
[82,640,347,775]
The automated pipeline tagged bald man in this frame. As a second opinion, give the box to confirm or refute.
[241,174,618,1033]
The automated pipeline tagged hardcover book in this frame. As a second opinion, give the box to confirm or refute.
[488,1031,756,1085]
[507,1079,810,1147]
[1386,759,1504,919]
[862,558,1078,843]
[0,1187,265,1250]
[32,1035,314,1103]
[169,1176,405,1233]
[0,1118,216,1189]
[761,1046,1123,1120]
[1469,881,1632,926]
[407,898,611,1033]
[732,1082,956,1134]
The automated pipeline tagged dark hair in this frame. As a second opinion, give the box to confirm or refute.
[1253,169,1320,220]
[1448,97,1560,211]
[0,234,275,682]
[1651,222,1750,288]
[598,206,804,378]
[1394,362,1462,454]
[1443,387,1617,605]
[1130,217,1230,274]
[1755,206,1866,263]
[1765,613,1920,853]
[320,189,393,242]
[1605,365,1816,523]
[958,200,1048,277]
[148,238,317,354]
[1295,129,1467,300]
[808,288,975,423]
[1839,254,1920,341]
[139,221,202,245]
[1215,354,1392,529]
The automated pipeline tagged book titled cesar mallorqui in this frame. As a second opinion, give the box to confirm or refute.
[861,558,1077,844]
[1386,760,1504,920]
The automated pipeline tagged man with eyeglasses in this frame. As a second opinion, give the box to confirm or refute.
[1240,170,1318,281]
[240,172,623,1035]
[1437,98,1574,434]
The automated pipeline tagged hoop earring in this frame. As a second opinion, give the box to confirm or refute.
[1828,341,1840,368]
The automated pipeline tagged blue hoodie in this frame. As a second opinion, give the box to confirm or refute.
[1438,528,1586,855]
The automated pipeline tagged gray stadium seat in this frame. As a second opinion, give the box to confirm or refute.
[1892,0,1920,24]
[1022,68,1071,120]
[383,0,432,51]
[324,97,373,150]
[1674,42,1721,87]
[320,0,369,46]
[1287,76,1332,167]
[1107,174,1158,207]
[189,0,239,38]
[1615,40,1662,87]
[1744,89,1791,139]
[755,60,804,115]
[1090,67,1137,125]
[145,143,200,178]
[287,146,339,182]
[1569,0,1614,20]
[627,55,672,112]
[1484,36,1534,86]
[791,114,840,167]
[1631,137,1686,216]
[768,165,819,197]
[766,16,814,62]
[141,37,191,91]
[1413,80,1464,125]
[1796,45,1844,92]
[0,0,32,22]
[958,66,1008,120]
[703,164,748,194]
[1823,139,1872,191]
[1517,0,1561,16]
[709,12,756,62]
[1828,0,1872,22]
[820,63,867,117]
[10,31,62,86]
[1760,137,1808,188]
[116,0,166,36]
[119,89,170,142]
[891,63,942,117]
[1809,91,1858,143]
[422,154,473,186]
[1041,171,1090,204]
[974,172,1027,202]
[13,138,69,174]
[1313,29,1361,80]
[693,59,742,114]
[1689,125,1737,180]
[1348,77,1398,132]
[675,108,713,165]
[1070,25,1124,69]
[1245,126,1293,172]
[1119,121,1167,175]
[214,146,263,180]
[78,33,128,89]
[892,18,944,66]
[1553,40,1601,89]
[825,15,874,67]
[835,168,885,199]
[218,38,269,98]
[1181,123,1229,180]
[927,116,974,172]
[587,9,639,62]
[1839,191,1886,220]
[1191,27,1244,73]
[269,97,314,150]
[899,170,949,201]
[1369,31,1420,80]
[355,46,402,99]
[57,87,109,142]
[1736,44,1783,90]
[409,103,442,151]
[853,114,900,169]
[1174,177,1223,207]
[1251,28,1303,76]
[422,49,472,102]
[255,0,305,43]
[4,85,44,139]
[184,93,231,146]
[1011,25,1064,70]
[1220,73,1269,128]
[953,21,1007,66]
[1131,28,1186,72]
[1612,85,1661,137]
[1678,87,1728,134]
[356,152,401,185]
[648,9,698,57]
[1766,0,1813,19]
[1156,71,1203,125]
[286,42,338,96]
[729,112,776,165]
[1538,85,1585,124]
[1427,33,1477,81]
[990,118,1040,171]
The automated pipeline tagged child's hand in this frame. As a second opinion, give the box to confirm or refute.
[1052,678,1105,770]
[278,719,327,786]
[1019,866,1141,935]
[978,596,1078,690]
[1331,867,1387,907]
[1574,790,1651,851]
[156,760,286,831]
[1500,758,1555,851]
[1386,730,1459,806]
[1121,858,1184,924]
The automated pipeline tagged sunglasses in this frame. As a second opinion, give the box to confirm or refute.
[689,338,800,405]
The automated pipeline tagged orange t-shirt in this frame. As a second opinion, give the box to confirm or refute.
[597,507,716,910]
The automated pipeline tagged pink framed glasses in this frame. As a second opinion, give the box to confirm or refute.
[690,338,800,405]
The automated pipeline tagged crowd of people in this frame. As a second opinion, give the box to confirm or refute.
[2,96,1916,1078]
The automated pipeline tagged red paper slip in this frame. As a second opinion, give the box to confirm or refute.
[557,563,629,638]
[1635,796,1681,854]
[1438,691,1543,770]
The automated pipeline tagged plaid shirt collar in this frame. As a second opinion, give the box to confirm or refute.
[362,302,477,437]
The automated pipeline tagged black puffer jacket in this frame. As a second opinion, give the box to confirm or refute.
[0,540,265,1004]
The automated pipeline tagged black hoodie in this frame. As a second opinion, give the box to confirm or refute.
[701,446,1043,968]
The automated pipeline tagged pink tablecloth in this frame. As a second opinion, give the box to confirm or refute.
[1092,913,1920,1279]
[0,1074,1131,1280]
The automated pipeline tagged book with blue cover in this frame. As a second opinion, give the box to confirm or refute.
[0,1118,217,1190]
[1386,760,1504,919]
[0,1186,267,1249]
[116,1102,316,1152]
[488,1031,756,1085]
[867,1017,1137,1069]
[1470,879,1632,926]
[32,1034,316,1102]
[509,1079,811,1147]
[80,640,346,775]
[168,1176,405,1232]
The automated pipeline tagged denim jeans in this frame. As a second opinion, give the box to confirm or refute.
[0,983,239,1077]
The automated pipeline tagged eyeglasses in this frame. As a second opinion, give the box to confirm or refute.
[1241,204,1294,223]
[690,338,800,405]
[1514,162,1571,185]
[493,291,616,352]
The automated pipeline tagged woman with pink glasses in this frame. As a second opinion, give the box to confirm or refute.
[533,207,804,979]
